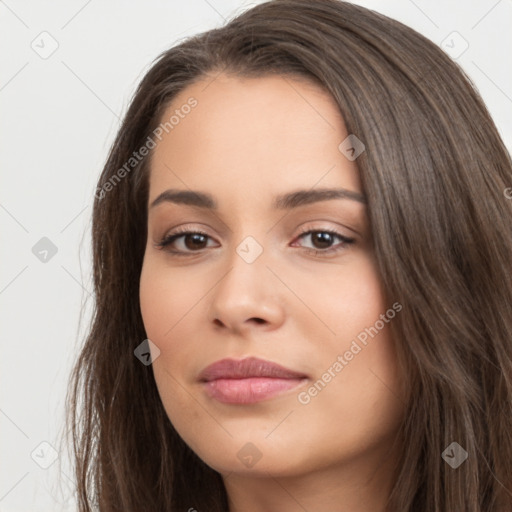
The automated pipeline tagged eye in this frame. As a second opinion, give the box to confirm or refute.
[155,227,217,255]
[293,228,355,256]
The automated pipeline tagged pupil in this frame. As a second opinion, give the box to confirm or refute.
[313,232,332,249]
[186,234,206,249]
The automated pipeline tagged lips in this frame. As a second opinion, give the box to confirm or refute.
[199,356,307,381]
[199,356,308,404]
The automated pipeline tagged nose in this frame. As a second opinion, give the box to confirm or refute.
[207,245,285,336]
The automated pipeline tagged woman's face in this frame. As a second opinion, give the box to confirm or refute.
[139,73,405,480]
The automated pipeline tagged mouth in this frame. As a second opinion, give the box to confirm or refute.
[198,356,309,404]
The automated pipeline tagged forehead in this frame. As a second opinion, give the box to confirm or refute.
[147,73,362,209]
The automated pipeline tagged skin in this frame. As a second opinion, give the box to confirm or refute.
[139,73,406,512]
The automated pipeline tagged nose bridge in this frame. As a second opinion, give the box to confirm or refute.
[208,230,284,330]
[221,208,270,269]
[216,233,268,303]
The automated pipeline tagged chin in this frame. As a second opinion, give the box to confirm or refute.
[189,435,312,477]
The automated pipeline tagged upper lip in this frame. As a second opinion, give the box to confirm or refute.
[199,356,308,382]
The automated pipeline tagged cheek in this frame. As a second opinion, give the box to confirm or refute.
[291,257,403,447]
[139,261,197,383]
[139,258,209,431]
[139,257,203,340]
[293,253,387,341]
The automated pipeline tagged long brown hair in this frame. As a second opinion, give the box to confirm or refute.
[66,0,512,510]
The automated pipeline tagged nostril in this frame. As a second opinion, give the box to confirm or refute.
[212,317,266,329]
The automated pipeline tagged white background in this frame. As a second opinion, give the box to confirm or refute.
[1,1,511,510]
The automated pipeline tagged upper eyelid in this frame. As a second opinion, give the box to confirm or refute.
[162,224,353,239]
[162,218,359,236]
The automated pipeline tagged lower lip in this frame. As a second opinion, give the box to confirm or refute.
[202,377,307,404]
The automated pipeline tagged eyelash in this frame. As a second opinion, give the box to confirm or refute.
[155,225,355,257]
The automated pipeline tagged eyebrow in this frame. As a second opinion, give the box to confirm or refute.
[150,187,366,210]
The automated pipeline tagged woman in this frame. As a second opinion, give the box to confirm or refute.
[66,0,512,510]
